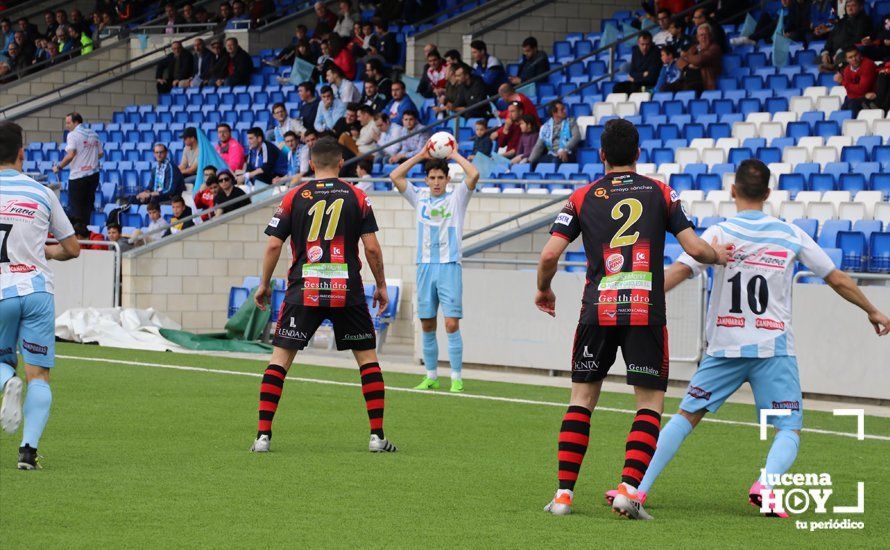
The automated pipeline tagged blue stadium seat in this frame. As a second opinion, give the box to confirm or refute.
[670,173,695,192]
[841,146,868,164]
[756,147,781,164]
[779,173,807,196]
[729,147,753,164]
[868,232,890,273]
[793,218,818,240]
[815,120,840,138]
[839,173,867,194]
[818,220,852,248]
[809,173,836,192]
[853,220,882,241]
[228,287,249,318]
[836,231,867,271]
[871,173,890,199]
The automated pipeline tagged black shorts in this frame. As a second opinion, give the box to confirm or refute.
[272,303,377,351]
[571,324,669,390]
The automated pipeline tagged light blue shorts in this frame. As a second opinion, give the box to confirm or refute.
[679,354,803,431]
[0,293,56,369]
[416,262,463,319]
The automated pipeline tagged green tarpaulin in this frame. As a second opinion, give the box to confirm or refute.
[159,287,273,353]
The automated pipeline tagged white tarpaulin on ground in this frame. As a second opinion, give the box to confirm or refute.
[56,308,184,351]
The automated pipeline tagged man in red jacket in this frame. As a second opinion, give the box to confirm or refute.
[835,46,877,115]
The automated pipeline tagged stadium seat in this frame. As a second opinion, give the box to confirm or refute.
[869,232,890,273]
[793,218,818,240]
[818,219,852,247]
[836,231,867,271]
[228,287,249,318]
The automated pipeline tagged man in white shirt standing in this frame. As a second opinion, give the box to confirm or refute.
[1,121,81,470]
[52,112,102,225]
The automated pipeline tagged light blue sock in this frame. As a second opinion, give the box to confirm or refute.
[763,430,800,486]
[447,330,463,380]
[0,363,14,389]
[21,379,52,449]
[422,331,438,379]
[638,414,694,494]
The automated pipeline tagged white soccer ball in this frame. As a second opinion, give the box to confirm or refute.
[426,131,456,159]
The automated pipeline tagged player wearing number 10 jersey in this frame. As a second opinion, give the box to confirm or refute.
[535,119,730,519]
[250,137,397,454]
[630,159,889,518]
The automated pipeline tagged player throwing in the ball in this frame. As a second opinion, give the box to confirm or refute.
[389,137,479,392]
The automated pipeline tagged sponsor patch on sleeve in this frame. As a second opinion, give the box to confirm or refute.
[670,189,680,202]
[555,213,573,226]
[268,217,280,228]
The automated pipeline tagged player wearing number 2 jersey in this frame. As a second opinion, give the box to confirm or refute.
[632,159,890,518]
[249,137,397,454]
[536,119,730,519]
[0,122,81,470]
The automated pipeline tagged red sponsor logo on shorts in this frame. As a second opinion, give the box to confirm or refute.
[755,318,785,331]
[8,263,36,273]
[717,315,746,328]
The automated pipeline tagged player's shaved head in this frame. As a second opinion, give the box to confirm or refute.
[734,159,771,200]
[310,136,343,169]
[600,119,639,168]
[0,120,23,164]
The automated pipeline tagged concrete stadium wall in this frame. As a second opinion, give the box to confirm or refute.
[120,192,556,344]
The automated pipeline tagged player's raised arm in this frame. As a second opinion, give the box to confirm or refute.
[361,232,388,313]
[535,235,571,316]
[45,235,80,261]
[448,150,480,191]
[255,235,284,310]
[823,270,890,336]
[675,228,730,266]
[389,148,429,193]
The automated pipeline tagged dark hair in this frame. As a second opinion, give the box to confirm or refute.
[206,175,219,185]
[147,201,160,212]
[600,119,639,167]
[182,127,197,139]
[357,105,374,116]
[661,45,678,58]
[365,58,384,75]
[247,127,264,139]
[374,112,389,122]
[298,81,316,95]
[371,16,385,29]
[217,122,231,131]
[73,223,90,238]
[391,80,405,90]
[284,131,298,140]
[171,195,186,205]
[272,102,286,112]
[844,45,860,56]
[326,64,344,78]
[106,222,122,231]
[639,30,652,41]
[67,112,83,124]
[0,121,23,164]
[521,36,538,49]
[424,159,449,176]
[303,128,318,138]
[521,114,538,131]
[357,157,373,173]
[320,85,333,95]
[310,136,343,168]
[204,164,218,173]
[346,102,360,112]
[443,49,461,61]
[734,159,771,200]
[474,119,487,127]
[547,100,564,115]
[657,8,671,17]
[427,49,442,60]
[403,109,419,119]
[469,39,487,52]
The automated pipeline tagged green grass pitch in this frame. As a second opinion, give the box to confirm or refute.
[1,343,888,548]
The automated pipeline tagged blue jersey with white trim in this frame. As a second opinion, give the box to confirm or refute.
[1,169,75,298]
[401,181,472,264]
[677,210,835,358]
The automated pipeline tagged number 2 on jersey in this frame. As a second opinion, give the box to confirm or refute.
[306,199,344,241]
[610,198,643,249]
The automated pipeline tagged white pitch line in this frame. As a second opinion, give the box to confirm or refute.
[57,354,890,442]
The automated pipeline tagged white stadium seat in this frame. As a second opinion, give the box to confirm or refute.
[815,96,841,113]
[605,92,628,104]
[874,203,890,225]
[797,136,824,153]
[675,147,700,168]
[722,172,736,190]
[768,190,790,207]
[759,122,784,141]
[842,119,870,140]
[780,201,806,220]
[679,190,704,206]
[706,190,731,204]
[593,102,615,120]
[627,92,651,107]
[643,173,666,183]
[811,146,839,165]
[856,109,885,124]
[767,162,792,177]
[826,135,854,151]
[795,191,823,205]
[527,187,549,195]
[806,202,836,225]
[615,101,637,117]
[701,148,726,166]
[822,191,852,211]
[829,85,847,99]
[714,137,740,153]
[772,111,798,128]
[731,122,758,140]
[636,163,656,174]
[576,116,597,133]
[689,138,715,151]
[658,163,681,178]
[746,112,771,125]
[480,186,501,194]
[717,201,738,218]
[837,202,866,223]
[853,191,883,219]
[550,187,572,195]
[782,146,810,165]
[803,86,828,100]
[871,119,890,137]
[691,200,717,219]
[502,187,525,194]
[789,96,814,115]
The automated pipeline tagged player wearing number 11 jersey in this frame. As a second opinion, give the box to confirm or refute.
[250,137,397,454]
[631,159,889,518]
[535,119,730,519]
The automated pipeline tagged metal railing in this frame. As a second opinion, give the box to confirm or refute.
[47,238,123,306]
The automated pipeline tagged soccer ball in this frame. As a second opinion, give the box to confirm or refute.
[427,131,456,159]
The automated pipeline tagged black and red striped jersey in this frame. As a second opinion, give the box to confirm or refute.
[265,178,378,308]
[550,171,693,326]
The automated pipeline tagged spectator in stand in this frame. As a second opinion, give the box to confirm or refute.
[491,101,524,158]
[666,17,694,52]
[529,100,580,166]
[221,36,252,86]
[267,102,306,150]
[375,112,406,162]
[193,169,219,220]
[184,38,213,87]
[360,78,388,112]
[497,82,539,125]
[821,0,872,71]
[162,3,183,35]
[214,170,247,216]
[54,9,68,28]
[368,17,399,66]
[68,24,93,56]
[328,34,356,79]
[264,25,309,67]
[43,11,58,41]
[470,39,507,96]
[217,2,234,28]
[273,130,309,185]
[44,40,60,66]
[3,42,25,72]
[326,64,360,104]
[810,0,835,41]
[869,14,890,61]
[509,36,550,85]
[691,7,728,52]
[14,31,34,64]
[444,48,462,67]
[334,0,354,38]
[156,40,194,94]
[355,158,374,192]
[454,62,491,119]
[53,112,103,224]
[129,201,169,246]
[126,143,184,205]
[115,0,134,22]
[431,60,461,118]
[180,3,199,31]
[297,81,321,129]
[241,127,286,187]
[226,0,250,30]
[356,105,381,154]
[105,223,133,252]
[164,195,195,235]
[73,223,105,250]
[387,110,427,163]
[313,1,337,35]
[55,26,75,56]
[680,23,722,91]
[69,9,89,36]
[333,102,359,137]
[731,0,808,46]
[0,19,11,50]
[194,5,213,26]
[511,115,539,165]
[215,123,246,172]
[207,38,228,84]
[32,38,50,66]
[179,127,200,185]
[835,46,877,114]
[315,86,347,132]
[418,48,447,98]
[651,9,673,46]
[384,80,417,126]
[469,119,493,161]
[613,31,660,93]
[654,45,682,92]
[364,58,392,98]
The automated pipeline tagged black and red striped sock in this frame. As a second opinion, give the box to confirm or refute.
[359,362,385,438]
[257,364,288,438]
[557,405,592,490]
[621,408,662,487]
